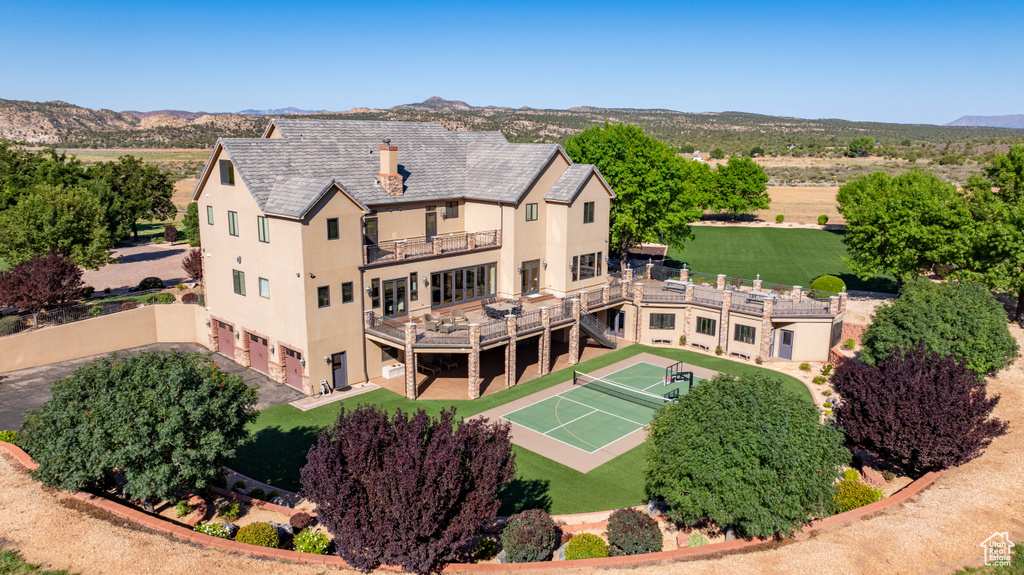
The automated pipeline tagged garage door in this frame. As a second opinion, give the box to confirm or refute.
[216,321,234,357]
[284,347,303,390]
[249,333,269,374]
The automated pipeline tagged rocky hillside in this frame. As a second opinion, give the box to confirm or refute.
[3,97,1024,151]
[946,114,1024,129]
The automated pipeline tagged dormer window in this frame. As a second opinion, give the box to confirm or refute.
[219,160,235,185]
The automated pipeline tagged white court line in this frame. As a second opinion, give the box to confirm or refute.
[541,408,599,437]
[553,394,648,427]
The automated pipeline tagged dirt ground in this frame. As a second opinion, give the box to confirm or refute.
[2,324,1022,575]
[173,178,198,209]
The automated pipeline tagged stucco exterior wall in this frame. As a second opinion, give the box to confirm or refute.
[556,174,612,296]
[0,305,202,373]
[771,317,836,362]
[727,312,763,357]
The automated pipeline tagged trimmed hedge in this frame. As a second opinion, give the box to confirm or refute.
[564,533,609,560]
[137,277,164,290]
[235,521,279,548]
[834,478,884,513]
[606,508,662,556]
[501,509,558,563]
[810,274,845,294]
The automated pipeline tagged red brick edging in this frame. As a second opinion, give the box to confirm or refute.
[0,441,942,571]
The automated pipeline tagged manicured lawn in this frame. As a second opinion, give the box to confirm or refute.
[667,227,896,293]
[233,344,812,514]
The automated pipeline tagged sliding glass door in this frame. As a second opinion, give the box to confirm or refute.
[432,263,497,307]
[382,278,407,318]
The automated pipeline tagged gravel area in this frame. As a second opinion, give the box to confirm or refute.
[2,326,1022,574]
[82,241,192,294]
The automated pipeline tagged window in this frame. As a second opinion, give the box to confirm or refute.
[257,216,269,243]
[571,256,578,282]
[341,282,354,304]
[431,263,497,306]
[206,205,214,225]
[370,278,380,308]
[232,270,245,296]
[219,160,235,185]
[650,313,676,330]
[446,201,459,218]
[583,201,595,224]
[228,211,239,237]
[409,272,418,301]
[597,252,603,276]
[697,317,717,336]
[525,203,538,221]
[382,345,399,362]
[580,253,596,279]
[258,277,270,299]
[327,218,339,240]
[363,217,378,244]
[734,324,756,345]
[317,286,330,308]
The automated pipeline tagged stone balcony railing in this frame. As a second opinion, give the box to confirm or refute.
[363,229,501,266]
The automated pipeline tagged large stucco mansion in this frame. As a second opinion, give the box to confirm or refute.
[193,119,845,398]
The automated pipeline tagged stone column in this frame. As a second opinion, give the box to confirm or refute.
[207,319,218,352]
[602,285,610,304]
[495,229,502,245]
[432,236,442,255]
[269,343,286,384]
[569,299,581,366]
[539,307,551,376]
[467,232,476,250]
[404,323,418,399]
[792,285,803,301]
[680,268,690,282]
[838,291,848,313]
[624,267,634,283]
[235,329,251,367]
[759,298,775,360]
[716,274,726,291]
[363,310,373,331]
[632,284,644,344]
[828,296,840,315]
[685,284,694,302]
[395,240,406,261]
[645,262,655,280]
[468,323,481,399]
[505,314,517,387]
[580,290,589,315]
[753,278,763,292]
[719,291,733,352]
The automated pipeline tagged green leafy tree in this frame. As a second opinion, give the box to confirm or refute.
[710,148,725,159]
[712,156,770,217]
[860,279,1018,375]
[565,123,708,254]
[847,137,875,157]
[182,202,200,246]
[645,373,848,538]
[836,170,973,289]
[958,146,1024,319]
[0,140,92,210]
[88,155,176,241]
[0,184,113,269]
[18,351,258,504]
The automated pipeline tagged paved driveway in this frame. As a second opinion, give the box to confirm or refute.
[81,241,192,294]
[0,343,304,431]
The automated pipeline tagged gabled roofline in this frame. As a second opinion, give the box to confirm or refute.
[545,165,617,205]
[293,179,371,219]
[190,141,224,203]
[508,145,572,206]
[260,119,279,139]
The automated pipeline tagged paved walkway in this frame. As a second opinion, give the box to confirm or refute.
[0,342,304,431]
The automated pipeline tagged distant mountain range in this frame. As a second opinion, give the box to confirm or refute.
[3,96,1024,150]
[946,115,1024,129]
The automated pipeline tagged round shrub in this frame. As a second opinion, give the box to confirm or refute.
[0,430,17,444]
[138,277,164,291]
[81,286,95,298]
[235,521,280,548]
[474,538,499,560]
[842,338,855,350]
[194,521,232,539]
[810,275,845,294]
[0,316,24,336]
[812,376,827,385]
[564,533,609,560]
[289,512,314,530]
[501,509,558,563]
[248,488,266,501]
[293,529,331,554]
[181,292,199,304]
[88,306,102,317]
[833,478,884,513]
[220,501,241,521]
[606,508,662,556]
[266,490,279,500]
[164,225,179,243]
[818,214,829,225]
[775,214,784,223]
[686,532,708,547]
[799,362,811,371]
[843,469,860,482]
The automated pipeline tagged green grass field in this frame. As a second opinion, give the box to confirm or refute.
[667,227,896,293]
[233,344,812,514]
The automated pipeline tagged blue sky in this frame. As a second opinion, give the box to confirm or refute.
[1,0,1021,124]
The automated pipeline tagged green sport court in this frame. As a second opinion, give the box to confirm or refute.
[500,361,701,453]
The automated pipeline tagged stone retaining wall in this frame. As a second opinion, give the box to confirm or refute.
[0,441,942,572]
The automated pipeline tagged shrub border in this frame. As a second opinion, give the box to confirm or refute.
[0,441,942,571]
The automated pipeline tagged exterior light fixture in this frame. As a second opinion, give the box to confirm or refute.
[299,358,306,368]
[236,256,242,264]
[517,264,523,273]
[269,345,275,355]
[235,331,240,341]
[365,285,373,295]
[542,260,547,268]
[422,276,429,287]
[309,273,316,279]
[324,356,331,364]
[205,320,211,327]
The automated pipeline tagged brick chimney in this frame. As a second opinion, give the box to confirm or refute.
[378,140,403,196]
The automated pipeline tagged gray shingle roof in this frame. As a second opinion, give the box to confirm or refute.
[219,119,570,218]
[545,164,595,203]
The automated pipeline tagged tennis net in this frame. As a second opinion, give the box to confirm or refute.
[572,371,671,410]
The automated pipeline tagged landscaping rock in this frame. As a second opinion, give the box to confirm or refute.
[269,521,293,537]
[645,499,669,516]
[270,496,292,508]
[221,522,238,537]
[554,541,568,561]
[496,550,506,564]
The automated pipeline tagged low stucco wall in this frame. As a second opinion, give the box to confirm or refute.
[0,305,205,373]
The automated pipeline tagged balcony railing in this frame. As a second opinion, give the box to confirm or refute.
[516,309,543,333]
[641,283,688,303]
[366,312,405,342]
[585,288,605,308]
[772,300,831,316]
[480,319,509,343]
[363,229,501,265]
[416,327,470,346]
[730,301,764,315]
[548,299,573,324]
[692,286,725,307]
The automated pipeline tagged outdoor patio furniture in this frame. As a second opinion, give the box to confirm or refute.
[417,363,439,376]
[422,313,443,332]
[451,309,470,327]
[438,356,457,369]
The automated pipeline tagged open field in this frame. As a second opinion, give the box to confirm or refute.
[52,147,211,179]
[750,185,843,224]
[668,227,896,293]
[233,345,810,515]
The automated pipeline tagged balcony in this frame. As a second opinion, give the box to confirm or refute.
[363,229,501,266]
